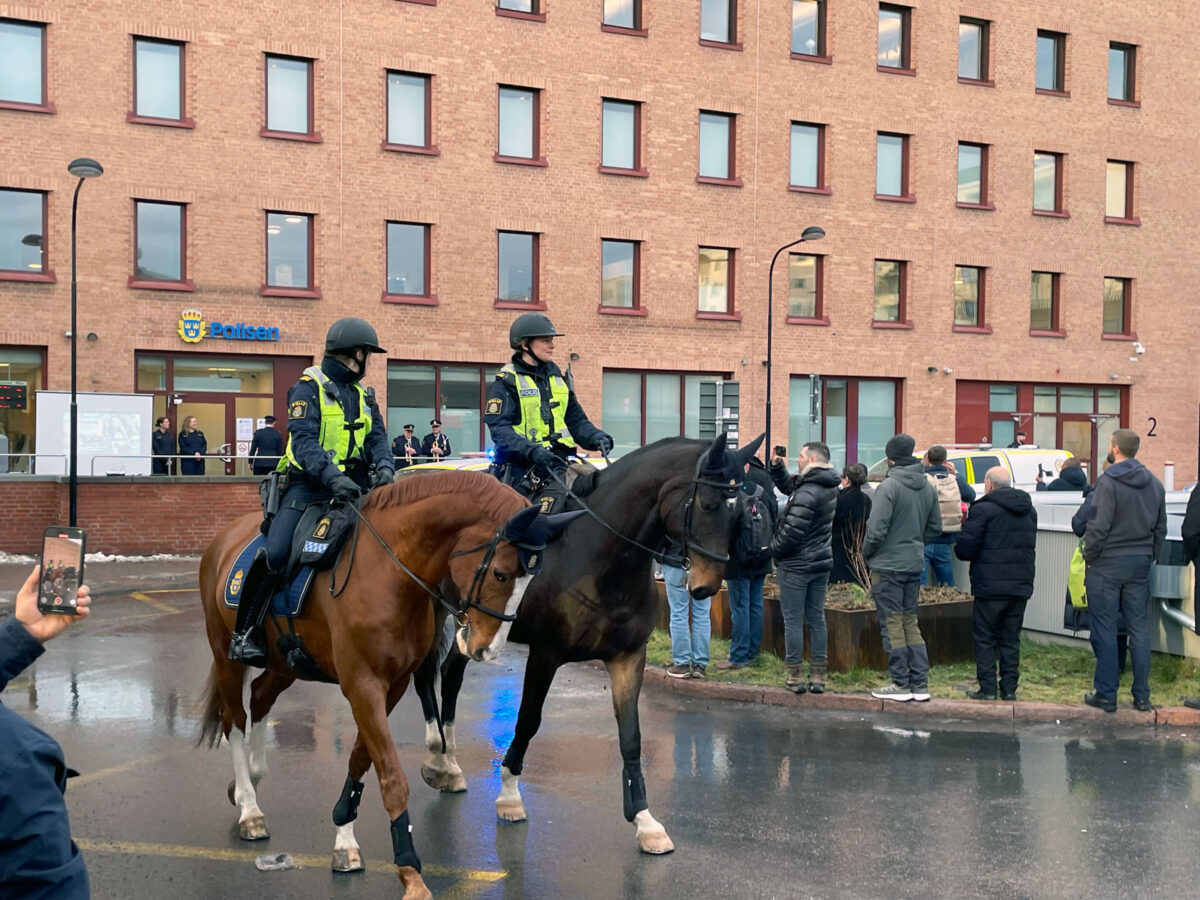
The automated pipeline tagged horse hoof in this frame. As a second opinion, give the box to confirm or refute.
[397,865,433,900]
[422,764,468,793]
[638,829,675,855]
[496,800,527,823]
[331,847,364,873]
[238,816,270,841]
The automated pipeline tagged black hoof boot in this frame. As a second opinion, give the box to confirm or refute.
[228,630,267,667]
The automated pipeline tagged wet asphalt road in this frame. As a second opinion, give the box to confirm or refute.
[3,561,1200,899]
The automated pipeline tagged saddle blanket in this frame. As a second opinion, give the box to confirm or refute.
[222,534,316,617]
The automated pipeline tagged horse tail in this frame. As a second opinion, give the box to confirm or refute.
[196,664,225,748]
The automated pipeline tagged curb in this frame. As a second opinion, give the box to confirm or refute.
[641,665,1200,728]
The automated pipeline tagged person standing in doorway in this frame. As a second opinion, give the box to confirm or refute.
[249,415,284,476]
[152,416,175,475]
[178,416,207,475]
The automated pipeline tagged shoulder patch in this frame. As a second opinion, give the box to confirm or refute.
[289,400,309,420]
[299,374,313,381]
[485,397,503,416]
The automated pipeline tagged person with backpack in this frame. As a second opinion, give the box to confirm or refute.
[768,441,840,693]
[922,445,975,587]
[718,455,778,672]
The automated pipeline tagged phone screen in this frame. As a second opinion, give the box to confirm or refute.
[38,526,86,615]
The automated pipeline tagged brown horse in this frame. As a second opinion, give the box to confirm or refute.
[197,471,566,900]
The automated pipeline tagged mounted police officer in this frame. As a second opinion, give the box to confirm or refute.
[483,313,612,500]
[228,317,395,665]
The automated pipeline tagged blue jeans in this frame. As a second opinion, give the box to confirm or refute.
[665,565,710,668]
[725,575,764,665]
[922,542,955,587]
[777,569,828,667]
[1085,557,1152,704]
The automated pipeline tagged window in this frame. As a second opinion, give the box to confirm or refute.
[1036,30,1066,93]
[877,5,911,71]
[601,99,642,173]
[1103,277,1132,336]
[953,266,986,329]
[698,111,738,183]
[497,231,539,306]
[131,38,188,125]
[1105,160,1136,222]
[132,201,189,288]
[698,247,735,316]
[791,1,827,59]
[387,363,501,456]
[0,189,51,281]
[957,143,989,207]
[386,72,433,151]
[0,19,48,111]
[264,55,316,139]
[497,86,542,163]
[958,18,989,82]
[1030,271,1061,334]
[789,122,826,191]
[600,240,640,312]
[1108,42,1136,103]
[603,0,642,31]
[602,371,726,455]
[700,0,737,46]
[264,212,316,296]
[1033,152,1064,214]
[875,133,911,199]
[385,222,431,301]
[791,376,900,470]
[788,254,824,321]
[497,0,542,19]
[873,260,906,324]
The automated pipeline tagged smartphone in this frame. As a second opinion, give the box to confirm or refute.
[774,445,787,459]
[38,526,86,615]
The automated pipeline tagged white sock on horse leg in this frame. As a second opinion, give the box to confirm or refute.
[333,822,359,852]
[229,728,264,821]
[248,718,269,782]
[497,765,521,804]
[634,809,666,836]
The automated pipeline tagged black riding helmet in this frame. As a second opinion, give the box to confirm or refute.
[325,317,387,355]
[509,312,564,351]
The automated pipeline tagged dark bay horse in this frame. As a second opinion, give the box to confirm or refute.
[198,471,567,900]
[416,433,762,855]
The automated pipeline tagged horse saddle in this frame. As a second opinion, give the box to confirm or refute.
[223,537,314,617]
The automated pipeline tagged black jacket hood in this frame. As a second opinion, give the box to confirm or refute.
[978,486,1033,516]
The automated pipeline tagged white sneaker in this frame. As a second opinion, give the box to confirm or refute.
[871,683,913,702]
[910,687,931,702]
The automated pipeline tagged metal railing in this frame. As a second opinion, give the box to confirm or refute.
[86,453,286,475]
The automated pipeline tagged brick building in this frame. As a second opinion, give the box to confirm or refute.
[2,0,1196,481]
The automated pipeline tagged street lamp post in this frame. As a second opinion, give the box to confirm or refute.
[67,157,103,527]
[764,226,825,461]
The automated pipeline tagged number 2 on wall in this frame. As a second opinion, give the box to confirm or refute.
[1147,417,1157,437]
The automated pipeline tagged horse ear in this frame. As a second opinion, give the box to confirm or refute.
[735,433,766,468]
[536,509,587,542]
[501,505,541,543]
[702,432,729,476]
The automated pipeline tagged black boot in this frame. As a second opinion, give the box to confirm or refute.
[228,551,275,666]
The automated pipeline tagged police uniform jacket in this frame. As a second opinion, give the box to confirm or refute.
[178,429,207,475]
[284,357,393,490]
[249,426,284,475]
[392,434,422,468]
[151,428,176,474]
[483,353,603,471]
[421,431,451,458]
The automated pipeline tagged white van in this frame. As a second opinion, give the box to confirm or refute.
[866,445,1075,494]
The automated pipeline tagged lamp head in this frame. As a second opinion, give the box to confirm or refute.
[801,226,826,242]
[67,158,104,178]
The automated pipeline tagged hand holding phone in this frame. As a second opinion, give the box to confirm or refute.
[37,526,86,616]
[17,566,90,642]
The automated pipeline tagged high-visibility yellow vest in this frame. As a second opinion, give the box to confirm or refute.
[499,364,576,449]
[280,366,373,472]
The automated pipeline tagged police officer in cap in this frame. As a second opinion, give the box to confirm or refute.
[484,312,612,494]
[228,317,395,664]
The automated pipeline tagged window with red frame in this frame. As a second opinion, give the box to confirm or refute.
[1105,160,1136,222]
[790,122,826,191]
[132,38,188,125]
[792,1,826,58]
[0,19,49,111]
[264,54,317,139]
[133,201,189,288]
[386,71,432,150]
[601,99,642,172]
[700,0,737,46]
[1030,271,1061,333]
[1036,30,1066,93]
[264,212,315,295]
[601,239,640,310]
[877,4,912,71]
[876,132,911,199]
[953,266,985,329]
[1033,151,1065,213]
[0,188,50,280]
[958,18,989,81]
[873,259,907,324]
[1102,277,1132,336]
[497,231,539,306]
[698,111,737,183]
[603,0,642,31]
[386,222,431,300]
[957,143,989,206]
[1108,42,1136,103]
[698,247,735,314]
[788,253,824,320]
[497,86,542,163]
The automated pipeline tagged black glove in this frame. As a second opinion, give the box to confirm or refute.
[594,431,614,455]
[329,475,363,503]
[371,467,395,488]
[530,446,567,474]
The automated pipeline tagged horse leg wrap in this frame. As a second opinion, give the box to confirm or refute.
[622,765,648,823]
[331,775,365,827]
[390,811,421,872]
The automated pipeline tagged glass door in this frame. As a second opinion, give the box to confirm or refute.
[235,396,276,475]
[176,400,229,475]
[823,380,847,470]
[1060,417,1094,481]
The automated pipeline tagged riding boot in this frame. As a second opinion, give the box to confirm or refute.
[786,664,807,694]
[229,551,277,666]
[808,661,827,694]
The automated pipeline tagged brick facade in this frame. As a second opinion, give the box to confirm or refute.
[2,1,1197,482]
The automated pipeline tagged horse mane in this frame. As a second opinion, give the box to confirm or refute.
[361,469,527,523]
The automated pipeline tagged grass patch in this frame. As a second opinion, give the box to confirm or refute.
[645,629,1200,705]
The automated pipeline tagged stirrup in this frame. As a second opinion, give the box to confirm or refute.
[228,629,267,666]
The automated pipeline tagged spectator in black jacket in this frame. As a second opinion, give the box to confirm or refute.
[922,445,975,587]
[151,415,175,475]
[392,424,422,469]
[718,456,778,671]
[831,464,872,586]
[954,467,1038,700]
[769,440,840,693]
[178,416,207,475]
[249,416,284,475]
[1036,457,1088,491]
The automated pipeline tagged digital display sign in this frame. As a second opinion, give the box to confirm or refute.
[0,381,27,410]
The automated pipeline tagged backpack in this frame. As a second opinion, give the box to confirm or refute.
[735,489,774,566]
[926,472,963,534]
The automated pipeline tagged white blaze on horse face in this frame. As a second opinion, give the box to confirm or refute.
[480,573,532,662]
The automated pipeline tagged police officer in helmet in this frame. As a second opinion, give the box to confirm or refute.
[484,313,612,494]
[228,317,395,665]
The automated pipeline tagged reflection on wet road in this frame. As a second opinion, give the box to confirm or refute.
[5,577,1200,898]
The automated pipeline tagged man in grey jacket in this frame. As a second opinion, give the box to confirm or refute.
[862,434,942,702]
[1082,428,1166,713]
